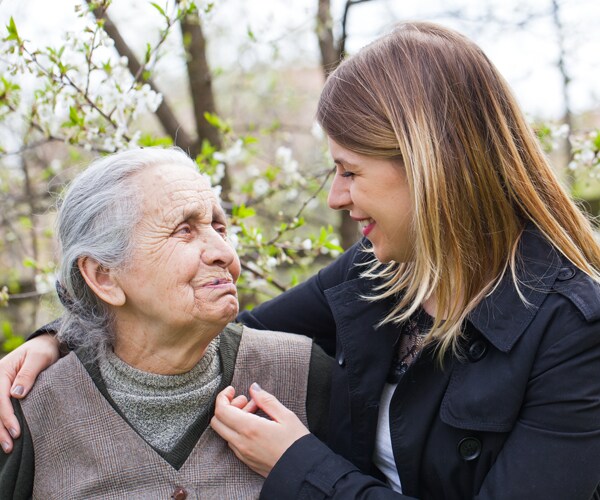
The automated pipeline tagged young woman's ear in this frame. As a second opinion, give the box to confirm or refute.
[77,256,126,306]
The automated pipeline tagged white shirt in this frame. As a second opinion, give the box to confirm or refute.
[372,382,403,493]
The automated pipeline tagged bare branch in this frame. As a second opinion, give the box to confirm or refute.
[316,0,339,77]
[339,0,374,58]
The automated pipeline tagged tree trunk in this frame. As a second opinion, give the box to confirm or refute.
[180,11,232,197]
[316,0,364,249]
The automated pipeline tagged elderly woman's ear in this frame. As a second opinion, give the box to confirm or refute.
[77,256,126,307]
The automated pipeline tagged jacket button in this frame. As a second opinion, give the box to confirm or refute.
[171,487,187,500]
[557,267,576,281]
[467,339,487,362]
[337,353,345,367]
[458,437,481,461]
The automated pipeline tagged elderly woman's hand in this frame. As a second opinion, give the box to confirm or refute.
[211,383,310,477]
[0,334,60,452]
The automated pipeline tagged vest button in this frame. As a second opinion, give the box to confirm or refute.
[458,437,482,461]
[171,486,188,500]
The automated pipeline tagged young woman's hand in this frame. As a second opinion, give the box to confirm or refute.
[0,334,60,452]
[211,383,310,477]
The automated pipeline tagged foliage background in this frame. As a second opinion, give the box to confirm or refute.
[1,0,599,353]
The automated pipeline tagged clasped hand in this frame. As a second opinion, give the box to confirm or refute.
[210,383,310,477]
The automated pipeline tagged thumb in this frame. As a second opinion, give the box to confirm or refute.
[248,383,290,422]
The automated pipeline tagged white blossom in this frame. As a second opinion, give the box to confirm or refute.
[311,121,324,140]
[253,178,270,196]
[301,238,312,251]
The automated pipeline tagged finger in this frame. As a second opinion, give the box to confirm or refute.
[215,386,235,406]
[210,414,241,443]
[241,399,258,413]
[230,395,249,409]
[0,358,21,444]
[248,383,292,422]
[10,334,60,399]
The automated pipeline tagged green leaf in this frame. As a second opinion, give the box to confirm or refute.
[138,133,173,147]
[18,215,32,230]
[1,321,12,336]
[203,112,231,134]
[5,17,20,43]
[69,106,84,127]
[232,204,256,219]
[3,335,24,352]
[150,2,166,17]
[23,257,37,268]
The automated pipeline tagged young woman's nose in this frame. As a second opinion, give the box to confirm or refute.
[327,175,352,210]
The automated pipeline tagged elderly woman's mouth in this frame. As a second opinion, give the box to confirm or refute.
[201,278,237,290]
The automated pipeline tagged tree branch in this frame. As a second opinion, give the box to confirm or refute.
[86,0,195,151]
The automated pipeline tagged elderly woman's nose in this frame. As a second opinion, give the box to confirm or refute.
[327,175,351,210]
[202,231,237,267]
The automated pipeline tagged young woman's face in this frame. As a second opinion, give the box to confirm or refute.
[327,138,414,263]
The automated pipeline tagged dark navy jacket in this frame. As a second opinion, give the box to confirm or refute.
[240,228,600,499]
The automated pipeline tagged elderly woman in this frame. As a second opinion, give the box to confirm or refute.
[0,148,330,499]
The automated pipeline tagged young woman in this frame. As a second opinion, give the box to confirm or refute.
[2,22,600,499]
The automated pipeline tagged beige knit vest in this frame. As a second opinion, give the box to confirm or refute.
[21,327,312,500]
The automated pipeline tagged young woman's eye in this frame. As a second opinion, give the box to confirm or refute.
[341,171,355,178]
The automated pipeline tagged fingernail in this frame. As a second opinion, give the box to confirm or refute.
[251,382,262,392]
[12,385,24,396]
[8,428,18,439]
[1,442,10,453]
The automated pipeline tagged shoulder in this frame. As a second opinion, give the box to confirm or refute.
[241,325,313,350]
[550,264,600,323]
[21,352,83,409]
[317,238,373,288]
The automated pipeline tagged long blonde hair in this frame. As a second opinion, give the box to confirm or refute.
[317,21,600,357]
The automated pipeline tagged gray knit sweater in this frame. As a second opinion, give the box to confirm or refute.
[98,338,222,452]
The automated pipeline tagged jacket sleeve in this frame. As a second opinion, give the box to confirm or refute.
[260,434,417,499]
[475,316,600,499]
[0,400,34,499]
[238,240,369,356]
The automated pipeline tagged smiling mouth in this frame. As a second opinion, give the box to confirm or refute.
[359,218,375,237]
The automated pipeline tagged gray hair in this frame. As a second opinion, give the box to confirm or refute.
[56,147,198,354]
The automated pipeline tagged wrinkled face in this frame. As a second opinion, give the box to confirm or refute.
[114,163,240,334]
[327,138,414,263]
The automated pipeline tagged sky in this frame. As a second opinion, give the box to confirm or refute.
[0,0,599,120]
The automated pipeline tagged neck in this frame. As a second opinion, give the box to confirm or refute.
[113,317,222,375]
[422,295,438,318]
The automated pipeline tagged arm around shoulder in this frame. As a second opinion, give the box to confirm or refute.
[0,399,34,499]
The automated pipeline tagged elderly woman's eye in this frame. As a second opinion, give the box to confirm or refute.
[213,223,227,238]
[174,224,192,236]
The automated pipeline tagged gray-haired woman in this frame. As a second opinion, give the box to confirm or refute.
[0,147,330,499]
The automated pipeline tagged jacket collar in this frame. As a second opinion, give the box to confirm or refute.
[467,225,562,352]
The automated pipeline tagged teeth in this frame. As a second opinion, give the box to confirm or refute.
[359,219,373,228]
